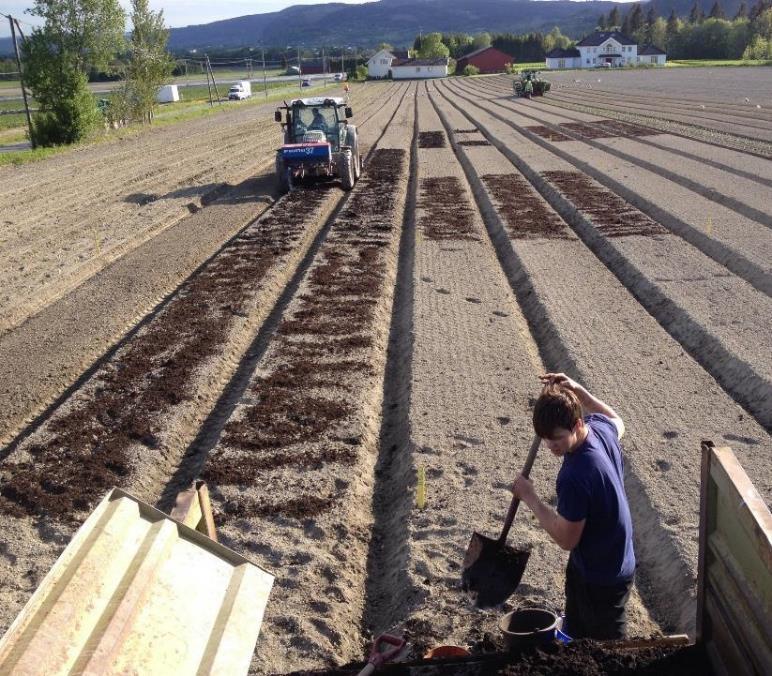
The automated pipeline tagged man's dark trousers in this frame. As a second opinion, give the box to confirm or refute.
[564,562,633,639]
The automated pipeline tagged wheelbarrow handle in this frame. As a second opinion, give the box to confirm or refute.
[497,434,541,545]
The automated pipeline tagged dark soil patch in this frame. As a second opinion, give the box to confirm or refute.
[497,640,711,676]
[0,185,330,522]
[454,128,477,133]
[418,176,478,241]
[527,125,572,142]
[458,140,491,147]
[202,149,406,521]
[482,174,572,240]
[419,131,446,148]
[542,171,669,238]
[559,121,661,140]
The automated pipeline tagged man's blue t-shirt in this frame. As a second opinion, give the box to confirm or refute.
[556,414,635,585]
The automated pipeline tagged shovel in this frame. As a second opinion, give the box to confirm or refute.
[355,634,407,676]
[461,434,541,607]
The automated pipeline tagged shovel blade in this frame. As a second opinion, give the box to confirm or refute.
[461,532,530,608]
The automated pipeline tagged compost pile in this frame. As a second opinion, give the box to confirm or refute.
[497,640,711,676]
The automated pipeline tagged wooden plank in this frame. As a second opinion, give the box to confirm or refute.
[697,443,772,676]
[696,440,713,642]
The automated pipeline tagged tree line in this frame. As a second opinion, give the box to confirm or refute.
[597,1,772,59]
[17,0,174,147]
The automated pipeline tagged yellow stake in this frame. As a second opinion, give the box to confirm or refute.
[416,466,426,509]
[706,216,713,237]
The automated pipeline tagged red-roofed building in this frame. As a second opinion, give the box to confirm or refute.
[456,46,513,74]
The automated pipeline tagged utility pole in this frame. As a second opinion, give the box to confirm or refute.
[297,46,301,91]
[7,16,35,148]
[322,47,326,86]
[262,48,267,99]
[206,55,222,105]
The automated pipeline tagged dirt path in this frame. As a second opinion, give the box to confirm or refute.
[0,83,394,337]
[432,79,771,636]
[0,84,409,643]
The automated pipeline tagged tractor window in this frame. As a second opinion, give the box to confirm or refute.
[293,106,338,135]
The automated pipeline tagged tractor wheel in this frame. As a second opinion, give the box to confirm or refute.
[340,150,355,191]
[276,155,291,193]
[345,127,361,179]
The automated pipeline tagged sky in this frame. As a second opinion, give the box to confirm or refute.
[1,0,639,39]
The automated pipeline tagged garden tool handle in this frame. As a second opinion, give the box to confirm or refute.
[355,634,406,675]
[497,434,541,545]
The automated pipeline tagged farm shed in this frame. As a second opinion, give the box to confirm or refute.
[639,44,667,65]
[390,58,448,80]
[456,46,513,74]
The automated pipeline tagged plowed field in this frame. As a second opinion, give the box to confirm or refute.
[0,72,769,674]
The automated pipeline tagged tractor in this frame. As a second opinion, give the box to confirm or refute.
[274,97,362,193]
[513,70,551,99]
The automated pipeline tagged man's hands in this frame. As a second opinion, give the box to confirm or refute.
[511,474,536,505]
[539,372,581,393]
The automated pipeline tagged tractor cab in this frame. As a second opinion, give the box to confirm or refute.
[275,97,353,152]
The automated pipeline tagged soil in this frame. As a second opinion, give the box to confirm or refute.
[496,640,712,676]
[0,71,769,675]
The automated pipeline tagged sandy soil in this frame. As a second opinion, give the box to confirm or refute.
[0,83,392,337]
[0,84,409,644]
[0,73,769,674]
[362,85,659,661]
[447,79,772,296]
[431,79,771,634]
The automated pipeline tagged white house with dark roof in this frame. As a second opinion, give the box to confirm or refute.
[545,30,666,69]
[366,48,411,79]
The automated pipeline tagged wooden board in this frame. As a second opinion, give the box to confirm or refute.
[697,442,772,676]
[0,488,274,675]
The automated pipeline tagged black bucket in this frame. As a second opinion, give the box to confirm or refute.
[499,608,558,650]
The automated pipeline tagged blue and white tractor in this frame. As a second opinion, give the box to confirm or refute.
[274,97,362,193]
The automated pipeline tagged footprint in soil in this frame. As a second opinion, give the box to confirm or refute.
[310,619,343,646]
[662,430,679,439]
[465,296,482,304]
[419,444,441,455]
[655,459,672,472]
[723,433,760,445]
[426,467,444,479]
[493,310,509,317]
[497,416,511,426]
[421,276,434,283]
[457,461,479,476]
[665,514,681,526]
[435,287,450,295]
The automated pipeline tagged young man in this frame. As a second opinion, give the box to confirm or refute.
[511,373,635,639]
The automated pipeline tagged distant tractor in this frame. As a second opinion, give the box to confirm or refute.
[274,97,362,193]
[514,70,551,99]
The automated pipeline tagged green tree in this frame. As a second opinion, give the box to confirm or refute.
[462,64,480,75]
[735,2,749,18]
[649,17,668,48]
[609,6,622,28]
[709,1,726,18]
[472,32,492,49]
[117,0,174,124]
[598,14,608,30]
[22,0,126,145]
[689,1,705,23]
[417,32,450,58]
[629,4,645,34]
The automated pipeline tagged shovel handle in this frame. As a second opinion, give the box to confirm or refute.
[497,434,541,545]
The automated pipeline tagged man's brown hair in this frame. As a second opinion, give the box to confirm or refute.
[533,385,583,439]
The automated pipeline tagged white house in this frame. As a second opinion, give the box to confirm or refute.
[367,49,396,79]
[390,58,449,80]
[545,30,667,69]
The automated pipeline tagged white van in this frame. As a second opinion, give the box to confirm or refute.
[228,81,252,100]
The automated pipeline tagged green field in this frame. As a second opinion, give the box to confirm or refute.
[667,59,772,67]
